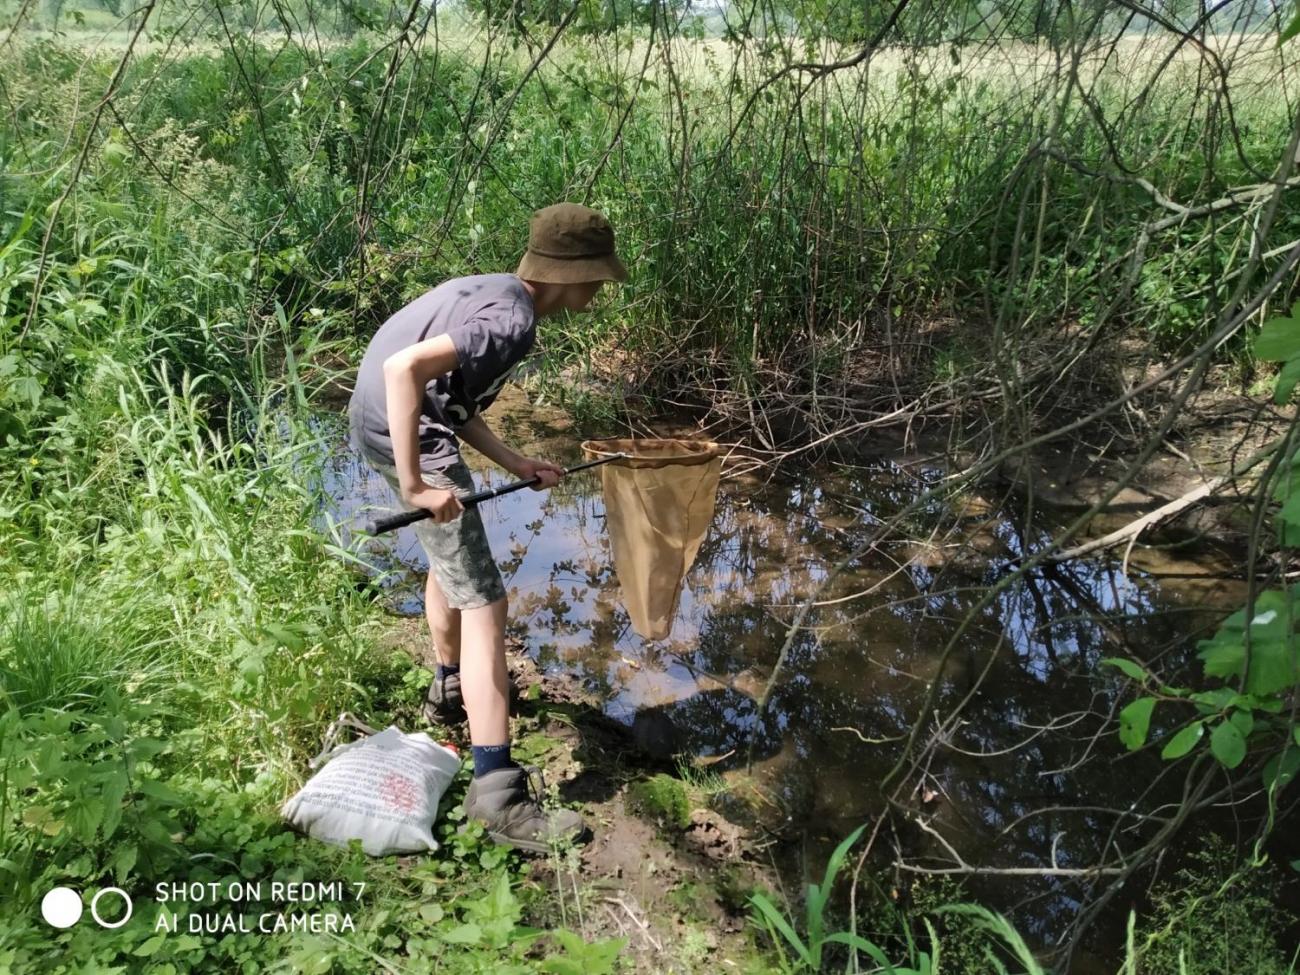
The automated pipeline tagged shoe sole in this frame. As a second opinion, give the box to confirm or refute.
[422,704,467,725]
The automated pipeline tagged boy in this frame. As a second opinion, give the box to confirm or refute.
[348,203,627,851]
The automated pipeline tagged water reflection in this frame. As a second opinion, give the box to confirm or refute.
[303,398,1242,946]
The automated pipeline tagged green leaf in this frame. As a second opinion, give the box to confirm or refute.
[1262,748,1300,790]
[1276,357,1300,405]
[1282,6,1300,45]
[68,798,105,842]
[808,822,868,942]
[1197,590,1300,695]
[1198,633,1245,682]
[1118,697,1156,751]
[540,960,585,975]
[822,932,898,970]
[1102,658,1148,682]
[128,738,168,760]
[749,892,812,967]
[1278,493,1300,548]
[101,768,128,841]
[541,930,626,975]
[112,844,138,884]
[1229,710,1255,739]
[1191,687,1238,712]
[133,934,166,957]
[1242,636,1297,697]
[1161,721,1203,760]
[261,623,306,652]
[441,923,483,945]
[1255,314,1300,360]
[137,780,183,805]
[1273,461,1300,501]
[1210,720,1247,769]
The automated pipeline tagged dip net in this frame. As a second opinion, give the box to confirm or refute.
[581,438,722,641]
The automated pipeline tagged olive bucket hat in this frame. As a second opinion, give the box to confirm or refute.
[517,203,628,285]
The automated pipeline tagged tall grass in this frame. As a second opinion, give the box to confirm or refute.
[0,585,172,715]
[7,28,1294,419]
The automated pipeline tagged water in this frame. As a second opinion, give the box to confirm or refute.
[305,387,1248,956]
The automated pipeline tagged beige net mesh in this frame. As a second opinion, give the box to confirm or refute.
[581,438,723,641]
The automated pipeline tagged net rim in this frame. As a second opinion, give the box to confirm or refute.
[580,437,721,468]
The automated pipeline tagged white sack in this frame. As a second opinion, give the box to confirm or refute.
[281,720,461,857]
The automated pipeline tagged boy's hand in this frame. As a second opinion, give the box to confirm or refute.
[403,484,463,523]
[512,456,565,490]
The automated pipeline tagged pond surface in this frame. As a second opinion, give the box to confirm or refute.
[306,386,1247,959]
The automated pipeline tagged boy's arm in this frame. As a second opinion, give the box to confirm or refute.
[382,335,464,521]
[457,415,525,474]
[458,415,564,490]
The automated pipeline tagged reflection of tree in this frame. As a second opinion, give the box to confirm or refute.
[314,410,1245,946]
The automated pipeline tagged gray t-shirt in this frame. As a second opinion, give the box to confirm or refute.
[348,273,536,472]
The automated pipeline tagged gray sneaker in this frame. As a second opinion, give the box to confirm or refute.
[463,765,588,853]
[423,672,466,725]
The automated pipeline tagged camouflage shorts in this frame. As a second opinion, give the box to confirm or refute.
[371,458,507,611]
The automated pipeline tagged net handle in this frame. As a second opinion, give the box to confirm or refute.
[365,453,629,535]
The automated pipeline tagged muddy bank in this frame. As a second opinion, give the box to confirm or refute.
[376,618,772,972]
[984,385,1289,550]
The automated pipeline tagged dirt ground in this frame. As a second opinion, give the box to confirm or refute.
[378,618,779,973]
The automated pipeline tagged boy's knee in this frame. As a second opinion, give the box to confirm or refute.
[462,594,507,616]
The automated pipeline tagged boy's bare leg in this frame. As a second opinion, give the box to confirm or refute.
[459,595,510,745]
[424,571,460,668]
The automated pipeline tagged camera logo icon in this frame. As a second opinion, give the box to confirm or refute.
[41,886,133,929]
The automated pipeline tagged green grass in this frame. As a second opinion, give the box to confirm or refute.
[2,604,175,727]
